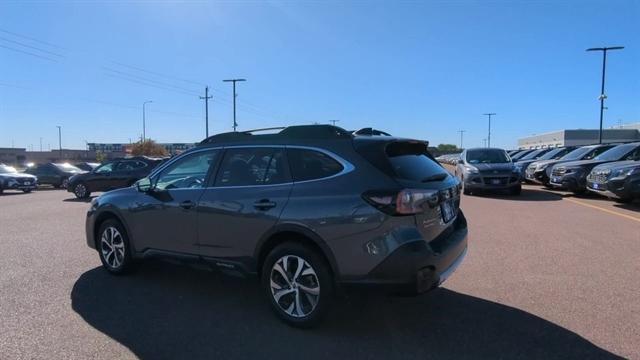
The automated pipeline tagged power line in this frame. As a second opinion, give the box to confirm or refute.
[0,44,58,62]
[110,61,206,87]
[103,67,200,96]
[103,72,199,97]
[0,36,64,58]
[0,28,65,50]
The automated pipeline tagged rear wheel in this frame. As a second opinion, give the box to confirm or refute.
[262,242,333,328]
[97,219,135,275]
[22,189,32,193]
[614,197,632,204]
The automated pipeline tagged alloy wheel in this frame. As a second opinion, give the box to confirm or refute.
[270,255,320,318]
[75,184,87,198]
[61,178,69,189]
[100,226,125,269]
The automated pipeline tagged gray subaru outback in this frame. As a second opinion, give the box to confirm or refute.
[85,125,468,327]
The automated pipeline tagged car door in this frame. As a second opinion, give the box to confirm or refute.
[111,160,139,189]
[197,147,292,259]
[128,149,220,255]
[39,164,58,185]
[89,161,117,191]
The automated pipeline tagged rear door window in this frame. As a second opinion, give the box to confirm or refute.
[216,148,290,186]
[287,148,343,182]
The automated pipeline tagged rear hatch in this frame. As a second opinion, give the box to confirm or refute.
[354,139,461,242]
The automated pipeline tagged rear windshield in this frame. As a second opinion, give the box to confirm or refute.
[385,142,447,182]
[466,149,510,164]
[53,163,83,172]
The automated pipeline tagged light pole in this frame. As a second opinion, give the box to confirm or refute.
[483,113,496,148]
[457,130,466,150]
[223,79,246,131]
[142,100,153,141]
[56,125,62,160]
[586,46,624,144]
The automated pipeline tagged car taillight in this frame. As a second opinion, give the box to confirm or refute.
[363,189,439,215]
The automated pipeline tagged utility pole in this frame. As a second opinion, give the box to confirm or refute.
[483,113,496,147]
[586,46,624,144]
[482,138,487,148]
[39,137,42,152]
[142,100,153,141]
[200,86,213,138]
[223,78,246,131]
[56,125,62,160]
[457,130,466,150]
[329,119,340,126]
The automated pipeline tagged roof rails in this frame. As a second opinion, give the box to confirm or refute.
[198,124,353,145]
[352,128,392,137]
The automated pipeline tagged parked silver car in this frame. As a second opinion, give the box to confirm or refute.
[455,148,521,195]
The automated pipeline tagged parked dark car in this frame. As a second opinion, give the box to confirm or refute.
[586,160,640,203]
[516,146,576,180]
[549,142,640,194]
[75,162,101,172]
[525,144,616,186]
[0,164,38,194]
[68,157,164,199]
[85,125,468,327]
[455,147,521,195]
[25,163,85,188]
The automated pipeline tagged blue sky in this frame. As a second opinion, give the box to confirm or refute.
[0,0,638,150]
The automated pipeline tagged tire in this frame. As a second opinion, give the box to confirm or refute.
[73,182,90,199]
[60,178,70,189]
[22,189,32,193]
[97,219,135,275]
[510,185,522,196]
[614,197,632,204]
[261,242,333,328]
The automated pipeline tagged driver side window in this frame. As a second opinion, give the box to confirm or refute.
[154,150,218,190]
[95,162,115,174]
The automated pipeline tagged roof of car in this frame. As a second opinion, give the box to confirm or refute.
[195,125,426,148]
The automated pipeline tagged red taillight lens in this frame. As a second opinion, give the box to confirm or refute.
[363,189,439,215]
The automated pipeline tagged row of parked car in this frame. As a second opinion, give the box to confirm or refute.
[0,157,166,197]
[436,141,640,203]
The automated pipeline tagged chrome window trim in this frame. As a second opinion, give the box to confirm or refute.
[149,144,355,190]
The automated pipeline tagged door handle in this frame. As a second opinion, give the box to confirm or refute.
[179,200,195,210]
[253,199,276,210]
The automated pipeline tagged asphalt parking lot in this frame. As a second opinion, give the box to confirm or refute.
[1,187,638,360]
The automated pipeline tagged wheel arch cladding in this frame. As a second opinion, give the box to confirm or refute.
[256,226,339,278]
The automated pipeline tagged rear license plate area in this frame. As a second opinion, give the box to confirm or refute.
[440,199,456,223]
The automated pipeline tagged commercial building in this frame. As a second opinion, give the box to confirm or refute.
[517,124,640,149]
[87,142,195,155]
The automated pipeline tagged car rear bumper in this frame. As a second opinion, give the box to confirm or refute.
[341,211,468,295]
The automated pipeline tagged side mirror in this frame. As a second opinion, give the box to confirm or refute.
[457,159,464,164]
[136,177,153,192]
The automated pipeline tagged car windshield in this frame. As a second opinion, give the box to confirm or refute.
[53,163,83,172]
[537,148,563,160]
[594,144,638,161]
[519,149,547,160]
[560,146,595,161]
[466,149,510,164]
[0,165,18,174]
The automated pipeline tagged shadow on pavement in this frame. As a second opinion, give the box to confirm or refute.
[63,196,97,203]
[71,262,621,360]
[470,187,562,202]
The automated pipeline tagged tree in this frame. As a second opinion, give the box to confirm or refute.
[436,144,460,153]
[95,151,106,163]
[131,139,169,157]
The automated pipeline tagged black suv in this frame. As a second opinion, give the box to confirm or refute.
[586,160,640,203]
[85,125,468,327]
[67,157,164,199]
[25,163,85,188]
[549,142,640,194]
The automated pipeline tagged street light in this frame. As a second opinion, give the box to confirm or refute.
[142,100,153,141]
[56,126,62,160]
[223,79,246,131]
[483,113,496,147]
[586,46,624,144]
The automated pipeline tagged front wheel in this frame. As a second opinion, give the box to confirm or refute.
[73,182,90,199]
[22,189,32,193]
[97,219,135,275]
[59,178,70,189]
[262,242,333,328]
[510,185,522,196]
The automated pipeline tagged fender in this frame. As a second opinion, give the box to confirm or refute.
[92,204,137,253]
[255,222,340,277]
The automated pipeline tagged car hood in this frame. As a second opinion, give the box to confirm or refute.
[558,159,608,169]
[469,163,514,171]
[591,160,640,172]
[0,173,37,180]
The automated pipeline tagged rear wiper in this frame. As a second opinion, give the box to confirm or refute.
[421,173,448,182]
